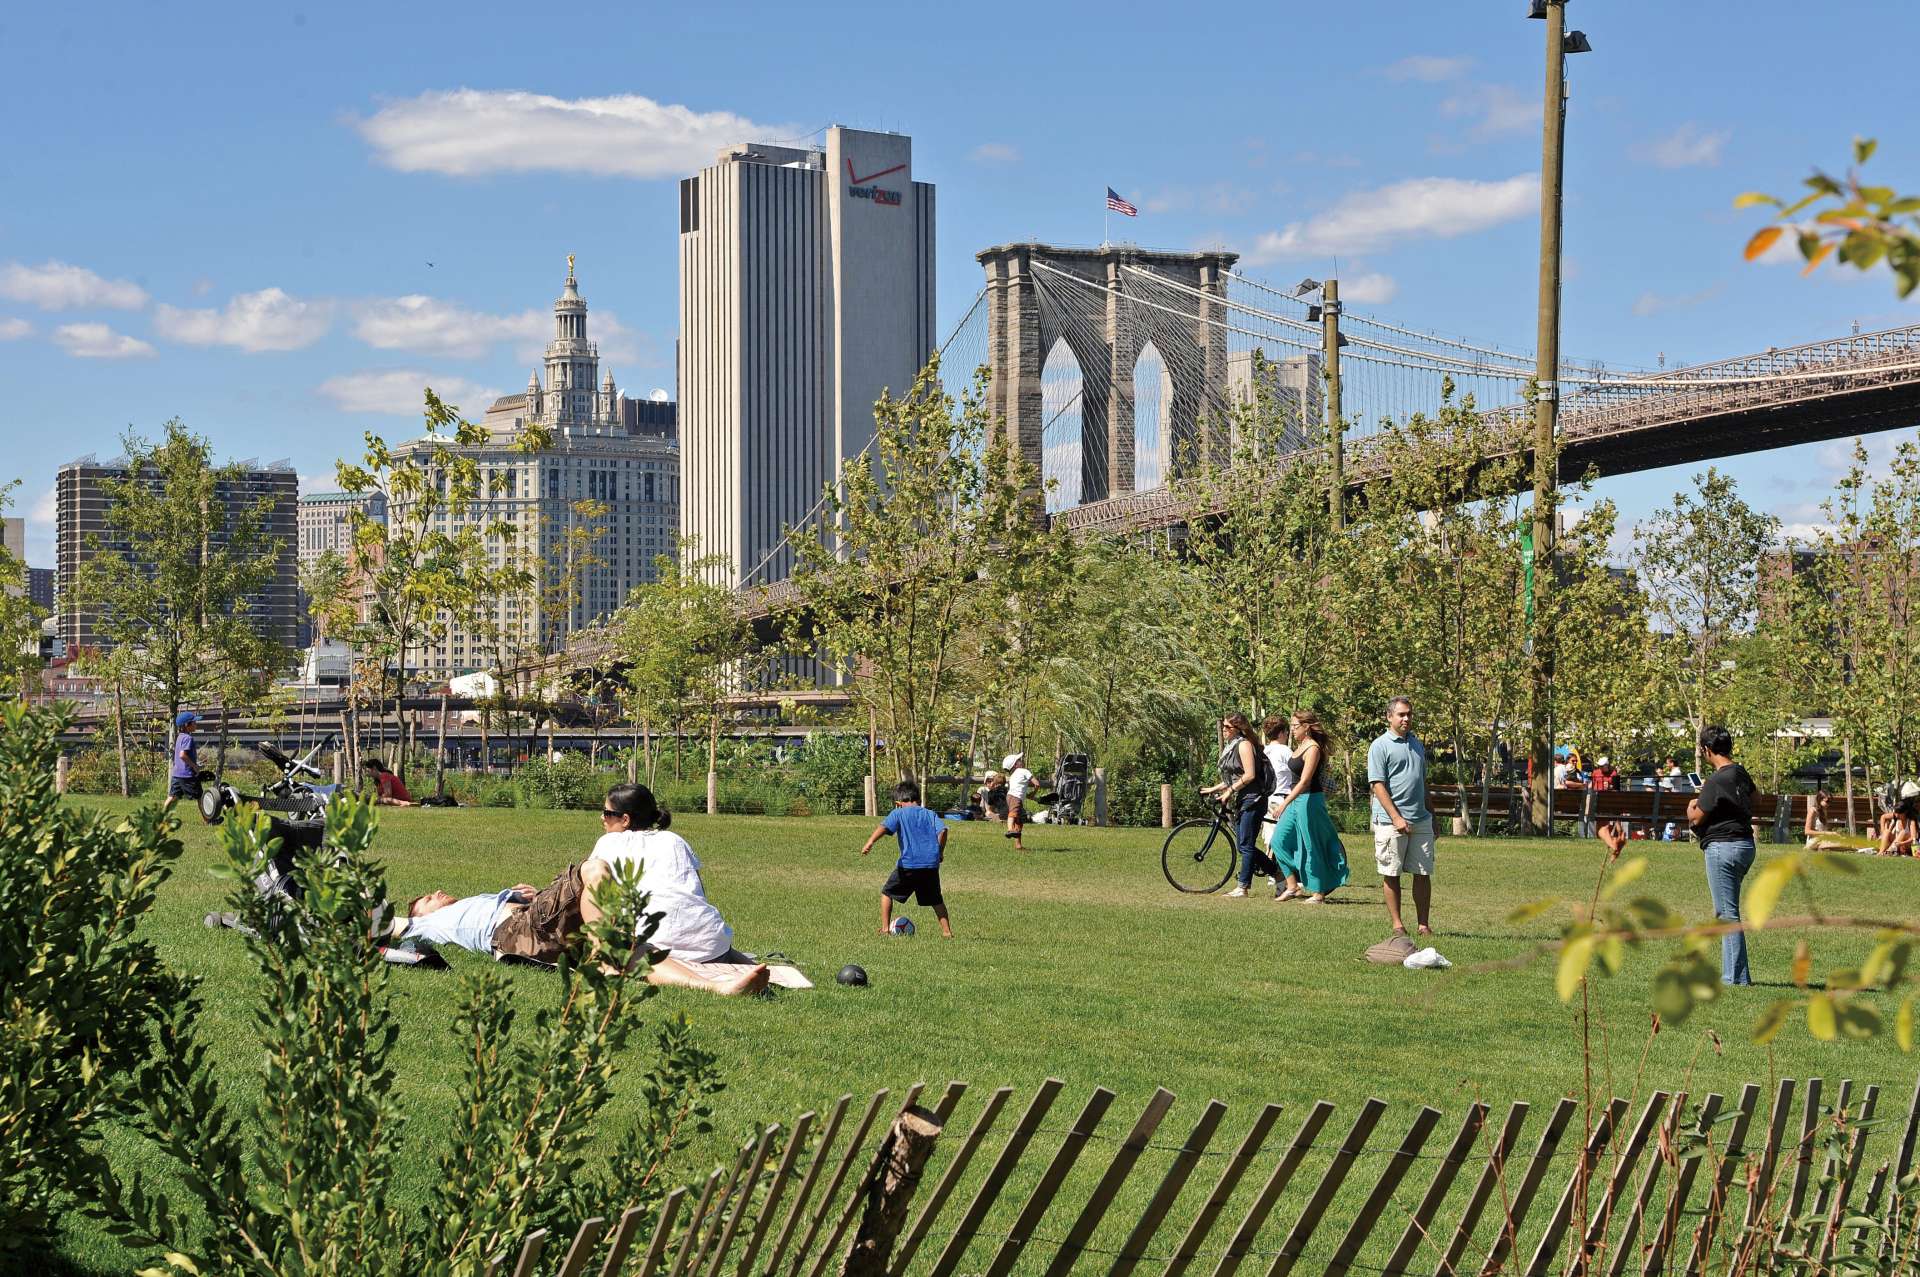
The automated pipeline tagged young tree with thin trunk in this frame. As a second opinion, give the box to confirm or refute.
[788,356,1067,784]
[70,422,289,793]
[327,390,534,781]
[1634,468,1780,771]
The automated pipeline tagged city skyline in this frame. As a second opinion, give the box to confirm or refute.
[4,0,1919,569]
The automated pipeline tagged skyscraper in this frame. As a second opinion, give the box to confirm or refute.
[678,125,936,586]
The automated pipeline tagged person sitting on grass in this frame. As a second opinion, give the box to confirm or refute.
[861,779,953,937]
[363,758,415,806]
[1879,783,1919,857]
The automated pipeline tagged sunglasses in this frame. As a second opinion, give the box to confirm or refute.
[601,809,622,819]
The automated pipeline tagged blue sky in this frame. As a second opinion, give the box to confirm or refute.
[3,0,1916,566]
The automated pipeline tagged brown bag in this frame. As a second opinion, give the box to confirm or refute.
[1364,934,1416,965]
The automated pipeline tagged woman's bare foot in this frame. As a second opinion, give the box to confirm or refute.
[1303,894,1326,905]
[713,964,770,996]
[1275,888,1302,902]
[1417,924,1435,937]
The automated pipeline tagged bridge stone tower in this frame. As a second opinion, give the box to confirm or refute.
[977,243,1237,501]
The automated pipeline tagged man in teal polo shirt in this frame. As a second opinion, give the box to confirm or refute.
[1367,696,1434,938]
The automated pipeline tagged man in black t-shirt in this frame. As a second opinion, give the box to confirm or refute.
[1688,725,1756,986]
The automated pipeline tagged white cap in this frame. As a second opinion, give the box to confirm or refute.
[1902,781,1920,801]
[1596,756,1610,767]
[1002,752,1024,770]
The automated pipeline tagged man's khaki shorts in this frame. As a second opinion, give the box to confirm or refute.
[491,863,588,962]
[1373,818,1437,878]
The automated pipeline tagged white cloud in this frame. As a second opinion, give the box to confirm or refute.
[353,89,792,179]
[318,369,503,417]
[52,322,155,359]
[1441,84,1541,141]
[1341,272,1398,305]
[0,260,148,311]
[1247,173,1539,260]
[1779,520,1836,543]
[0,317,28,340]
[298,472,339,496]
[28,487,54,525]
[970,142,1020,165]
[1143,183,1257,216]
[1632,123,1730,169]
[153,287,333,352]
[1386,55,1471,83]
[355,294,545,359]
[1631,282,1724,317]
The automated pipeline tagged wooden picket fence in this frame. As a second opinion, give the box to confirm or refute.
[482,1071,1920,1277]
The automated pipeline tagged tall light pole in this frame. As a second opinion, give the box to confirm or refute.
[1525,0,1590,836]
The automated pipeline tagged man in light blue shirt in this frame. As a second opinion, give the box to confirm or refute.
[1366,696,1434,939]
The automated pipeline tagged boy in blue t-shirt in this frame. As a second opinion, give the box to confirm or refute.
[859,780,953,937]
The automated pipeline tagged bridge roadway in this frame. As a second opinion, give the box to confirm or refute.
[536,320,1920,677]
[1059,320,1920,536]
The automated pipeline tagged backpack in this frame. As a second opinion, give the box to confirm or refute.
[1249,745,1276,802]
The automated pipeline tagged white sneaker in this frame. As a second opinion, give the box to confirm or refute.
[1226,886,1248,898]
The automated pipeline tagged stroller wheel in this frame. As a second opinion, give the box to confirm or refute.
[198,785,228,825]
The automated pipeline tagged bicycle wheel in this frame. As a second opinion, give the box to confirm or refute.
[1162,817,1237,893]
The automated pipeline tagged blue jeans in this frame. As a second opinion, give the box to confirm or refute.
[1702,838,1755,985]
[1236,802,1278,888]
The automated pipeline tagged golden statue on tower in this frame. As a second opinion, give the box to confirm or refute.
[567,253,575,279]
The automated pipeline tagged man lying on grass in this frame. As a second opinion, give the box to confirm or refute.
[399,783,772,996]
[400,864,769,996]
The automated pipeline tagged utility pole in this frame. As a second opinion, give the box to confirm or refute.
[1526,0,1586,836]
[1322,278,1344,529]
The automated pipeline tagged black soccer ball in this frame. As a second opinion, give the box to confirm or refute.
[836,964,869,987]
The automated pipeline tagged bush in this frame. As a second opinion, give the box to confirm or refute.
[511,754,616,810]
[104,794,724,1274]
[0,703,186,1261]
[793,733,868,815]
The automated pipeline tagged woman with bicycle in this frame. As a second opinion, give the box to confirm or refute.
[1201,712,1280,898]
[1270,709,1349,903]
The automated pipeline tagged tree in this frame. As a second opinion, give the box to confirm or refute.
[0,482,45,699]
[327,390,533,780]
[0,702,186,1260]
[1804,437,1920,787]
[612,541,754,787]
[71,422,290,794]
[788,355,1067,783]
[1740,137,1920,296]
[1633,469,1780,769]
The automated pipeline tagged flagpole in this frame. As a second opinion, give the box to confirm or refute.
[1103,191,1109,247]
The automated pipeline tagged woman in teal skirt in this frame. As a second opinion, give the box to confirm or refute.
[1270,709,1349,903]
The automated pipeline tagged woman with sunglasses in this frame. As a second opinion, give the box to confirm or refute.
[1201,712,1279,898]
[588,783,768,994]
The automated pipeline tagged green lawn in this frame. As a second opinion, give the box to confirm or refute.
[52,801,1920,1273]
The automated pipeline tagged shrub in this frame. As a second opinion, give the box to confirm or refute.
[103,793,723,1274]
[794,733,869,815]
[512,754,616,810]
[0,703,187,1260]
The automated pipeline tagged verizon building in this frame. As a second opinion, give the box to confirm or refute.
[678,125,936,586]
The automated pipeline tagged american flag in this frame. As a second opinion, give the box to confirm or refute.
[1106,187,1138,217]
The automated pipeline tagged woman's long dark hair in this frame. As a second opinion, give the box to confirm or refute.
[605,782,671,831]
[1290,709,1330,753]
[1221,712,1260,750]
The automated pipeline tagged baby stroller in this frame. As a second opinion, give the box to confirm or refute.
[1049,755,1091,826]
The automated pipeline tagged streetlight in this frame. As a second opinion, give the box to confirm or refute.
[1524,0,1591,837]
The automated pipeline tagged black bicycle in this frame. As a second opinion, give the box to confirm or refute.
[1161,798,1253,893]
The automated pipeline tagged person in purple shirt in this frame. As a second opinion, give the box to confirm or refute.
[859,780,954,937]
[168,710,201,802]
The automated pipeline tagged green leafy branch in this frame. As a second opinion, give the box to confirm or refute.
[1740,138,1920,296]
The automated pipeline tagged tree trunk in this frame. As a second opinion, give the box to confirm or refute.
[642,716,655,786]
[434,692,449,799]
[113,676,130,798]
[674,718,682,781]
[480,704,491,776]
[628,722,639,784]
[1843,736,1856,834]
[214,693,230,782]
[707,714,719,816]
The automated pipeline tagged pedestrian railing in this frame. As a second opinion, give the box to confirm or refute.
[477,1069,1918,1276]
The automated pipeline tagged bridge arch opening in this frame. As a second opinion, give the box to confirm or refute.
[1132,340,1172,491]
[1041,336,1085,512]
